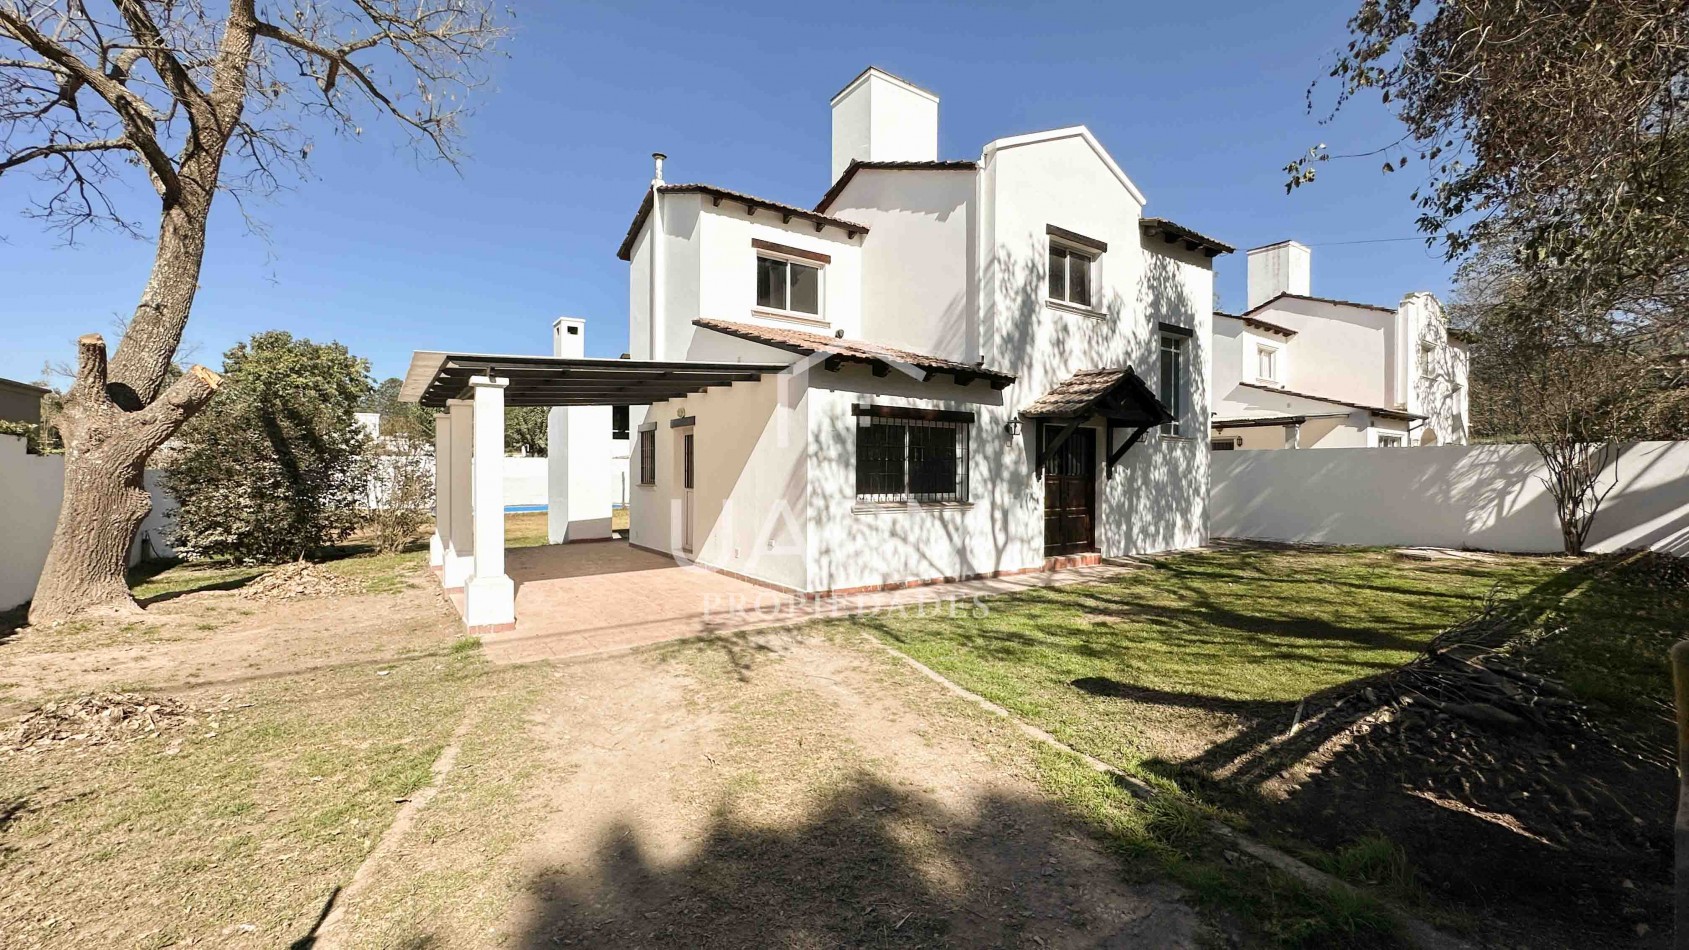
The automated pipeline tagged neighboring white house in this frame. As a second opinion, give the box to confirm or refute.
[613,66,1230,595]
[1211,240,1470,450]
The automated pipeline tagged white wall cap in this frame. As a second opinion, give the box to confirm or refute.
[829,66,940,107]
[1246,239,1311,255]
[980,126,1146,206]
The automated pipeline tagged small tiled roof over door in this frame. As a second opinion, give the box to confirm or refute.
[1020,367,1172,427]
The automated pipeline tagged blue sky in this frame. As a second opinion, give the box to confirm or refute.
[0,0,1447,387]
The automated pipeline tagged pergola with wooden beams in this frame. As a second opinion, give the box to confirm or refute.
[398,350,788,632]
[1019,366,1174,479]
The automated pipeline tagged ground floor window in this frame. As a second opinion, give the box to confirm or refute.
[855,415,970,504]
[1376,434,1403,448]
[638,428,656,484]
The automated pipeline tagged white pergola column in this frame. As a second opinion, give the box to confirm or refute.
[430,412,450,568]
[463,376,515,630]
[441,399,475,589]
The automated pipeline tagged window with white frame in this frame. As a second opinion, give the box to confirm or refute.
[854,409,971,504]
[1376,434,1403,448]
[1159,334,1186,436]
[1256,344,1280,383]
[756,255,821,316]
[1048,243,1095,308]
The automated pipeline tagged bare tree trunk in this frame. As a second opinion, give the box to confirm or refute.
[28,157,228,624]
[28,337,221,624]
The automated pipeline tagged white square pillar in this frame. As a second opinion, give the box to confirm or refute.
[430,412,450,568]
[442,399,475,589]
[464,376,515,630]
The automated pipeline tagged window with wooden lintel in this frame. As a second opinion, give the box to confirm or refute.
[638,428,656,485]
[1048,225,1106,310]
[755,239,825,318]
[852,405,972,504]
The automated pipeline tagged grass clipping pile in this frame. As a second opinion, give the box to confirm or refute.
[237,561,355,602]
[5,693,196,753]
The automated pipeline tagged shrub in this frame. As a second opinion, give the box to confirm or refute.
[164,331,372,563]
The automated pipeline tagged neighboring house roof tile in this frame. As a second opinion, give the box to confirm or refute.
[1216,311,1297,337]
[1139,218,1235,257]
[616,184,871,261]
[1241,292,1395,318]
[691,317,1015,387]
[814,159,979,214]
[1019,367,1172,426]
[1235,381,1424,421]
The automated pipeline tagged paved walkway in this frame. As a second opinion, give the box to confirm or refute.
[472,540,1139,665]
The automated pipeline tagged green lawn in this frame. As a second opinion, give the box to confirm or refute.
[849,546,1568,770]
[842,544,1685,946]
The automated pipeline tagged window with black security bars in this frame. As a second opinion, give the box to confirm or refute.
[638,429,656,485]
[854,417,970,504]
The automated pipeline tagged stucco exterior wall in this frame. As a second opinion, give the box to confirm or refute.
[983,131,1211,559]
[804,368,1012,592]
[1212,441,1689,554]
[628,375,810,592]
[1244,297,1392,407]
[825,168,977,363]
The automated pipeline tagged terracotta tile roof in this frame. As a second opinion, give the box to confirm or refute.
[1235,381,1423,421]
[1139,218,1235,257]
[1019,367,1172,426]
[691,318,1015,387]
[616,184,870,261]
[1215,311,1297,337]
[815,159,980,213]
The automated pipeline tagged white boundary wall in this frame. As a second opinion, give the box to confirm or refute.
[0,435,177,611]
[1211,441,1689,555]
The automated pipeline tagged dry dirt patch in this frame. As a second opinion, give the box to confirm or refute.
[0,570,460,709]
[334,630,1202,948]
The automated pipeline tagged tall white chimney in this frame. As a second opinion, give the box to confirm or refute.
[1245,241,1312,309]
[830,67,939,183]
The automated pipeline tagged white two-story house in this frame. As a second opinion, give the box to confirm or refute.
[1211,240,1470,451]
[616,67,1230,595]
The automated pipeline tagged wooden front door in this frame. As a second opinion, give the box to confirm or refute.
[1042,424,1096,557]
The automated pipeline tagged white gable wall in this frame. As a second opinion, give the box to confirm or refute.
[824,168,977,364]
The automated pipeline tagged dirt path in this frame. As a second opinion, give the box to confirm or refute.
[335,630,1202,947]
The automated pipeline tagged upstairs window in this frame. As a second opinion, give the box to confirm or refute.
[854,408,972,504]
[1047,225,1107,311]
[756,255,821,316]
[1160,334,1186,436]
[1048,245,1094,307]
[1256,344,1279,383]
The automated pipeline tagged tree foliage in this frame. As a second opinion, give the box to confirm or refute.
[5,1,502,622]
[1452,244,1689,552]
[1293,0,1689,344]
[164,331,371,563]
[361,376,435,441]
[506,405,547,457]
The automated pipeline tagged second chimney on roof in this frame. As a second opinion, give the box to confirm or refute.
[829,67,939,184]
[1246,240,1311,309]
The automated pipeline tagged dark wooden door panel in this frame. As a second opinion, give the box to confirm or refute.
[1042,424,1096,557]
